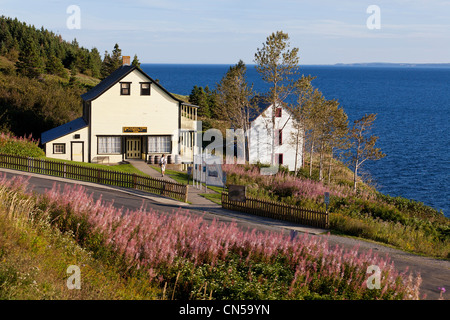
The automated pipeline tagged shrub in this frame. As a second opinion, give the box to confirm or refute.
[0,132,44,157]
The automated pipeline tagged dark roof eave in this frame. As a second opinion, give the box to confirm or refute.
[81,65,186,104]
[41,117,88,144]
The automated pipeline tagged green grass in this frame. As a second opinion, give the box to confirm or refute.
[150,165,190,184]
[199,192,222,205]
[0,187,161,299]
[42,157,149,176]
[150,165,227,204]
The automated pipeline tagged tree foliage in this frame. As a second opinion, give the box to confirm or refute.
[215,60,254,130]
[254,30,301,165]
[0,16,139,81]
[189,85,216,118]
[0,16,143,139]
[347,113,386,191]
[132,54,141,68]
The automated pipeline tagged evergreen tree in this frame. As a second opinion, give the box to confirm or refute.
[132,54,140,67]
[100,50,112,79]
[46,55,68,78]
[100,44,122,78]
[88,47,102,78]
[15,37,44,78]
[110,43,122,69]
[189,85,211,118]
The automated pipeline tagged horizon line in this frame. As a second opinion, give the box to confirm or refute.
[140,62,450,66]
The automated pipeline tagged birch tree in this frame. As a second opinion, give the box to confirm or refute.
[254,31,300,166]
[302,89,326,177]
[348,113,386,191]
[215,60,254,160]
[316,99,349,183]
[287,75,315,174]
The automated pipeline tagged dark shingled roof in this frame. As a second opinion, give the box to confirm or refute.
[42,65,199,144]
[249,99,272,122]
[41,117,87,144]
[81,65,135,101]
[81,65,184,103]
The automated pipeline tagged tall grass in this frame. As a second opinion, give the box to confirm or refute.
[0,174,418,300]
[0,174,161,299]
[222,164,450,259]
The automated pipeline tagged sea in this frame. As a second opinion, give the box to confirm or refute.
[140,64,450,217]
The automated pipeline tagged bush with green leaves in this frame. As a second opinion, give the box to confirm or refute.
[0,132,44,157]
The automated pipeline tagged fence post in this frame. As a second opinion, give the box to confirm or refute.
[63,162,67,178]
[161,181,166,196]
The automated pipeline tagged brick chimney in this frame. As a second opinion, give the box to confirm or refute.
[122,56,131,66]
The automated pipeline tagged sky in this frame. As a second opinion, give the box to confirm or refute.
[1,0,450,64]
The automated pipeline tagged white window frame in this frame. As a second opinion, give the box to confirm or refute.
[53,143,66,154]
[98,136,121,154]
[148,135,172,153]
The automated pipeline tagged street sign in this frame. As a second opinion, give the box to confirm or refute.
[324,192,330,205]
[324,192,330,211]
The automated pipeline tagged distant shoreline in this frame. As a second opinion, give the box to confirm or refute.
[332,62,450,68]
[141,62,450,68]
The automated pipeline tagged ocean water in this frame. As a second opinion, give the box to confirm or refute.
[141,64,450,216]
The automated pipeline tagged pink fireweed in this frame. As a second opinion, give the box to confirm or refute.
[33,181,422,299]
[222,164,349,201]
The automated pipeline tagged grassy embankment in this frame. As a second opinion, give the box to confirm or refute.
[155,154,449,260]
[223,159,450,260]
[0,173,422,300]
[0,132,149,177]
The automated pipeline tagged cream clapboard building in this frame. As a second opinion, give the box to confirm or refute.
[41,57,198,164]
[248,103,303,172]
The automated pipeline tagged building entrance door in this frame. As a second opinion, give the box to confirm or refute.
[71,142,84,162]
[126,137,141,159]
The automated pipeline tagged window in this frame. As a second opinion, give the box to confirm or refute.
[277,153,284,165]
[120,82,131,95]
[140,82,151,95]
[98,136,121,154]
[53,143,66,154]
[275,108,282,117]
[277,129,283,145]
[148,136,172,153]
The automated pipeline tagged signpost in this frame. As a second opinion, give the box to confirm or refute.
[228,185,246,202]
[187,166,192,185]
[222,172,227,192]
[324,192,330,212]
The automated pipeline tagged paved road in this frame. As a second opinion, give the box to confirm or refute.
[1,169,449,300]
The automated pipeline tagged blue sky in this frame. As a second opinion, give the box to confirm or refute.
[1,0,449,64]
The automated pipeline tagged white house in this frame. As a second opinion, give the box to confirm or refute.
[41,57,198,165]
[248,103,303,172]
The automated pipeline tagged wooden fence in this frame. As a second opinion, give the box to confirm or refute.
[221,192,329,229]
[0,154,188,202]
